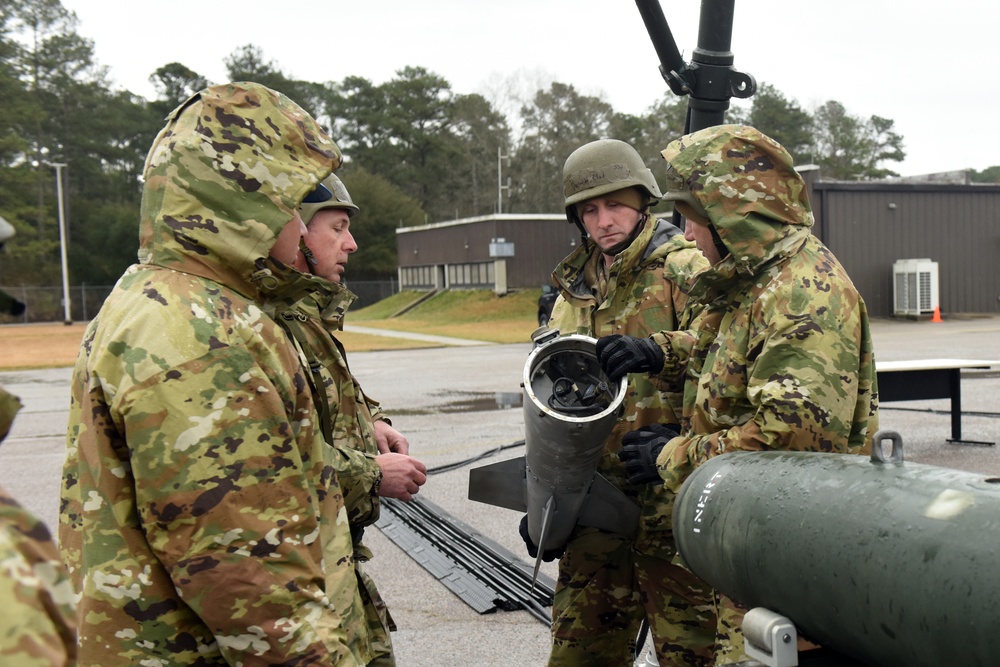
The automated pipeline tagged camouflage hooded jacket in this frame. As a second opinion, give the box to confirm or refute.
[260,263,384,558]
[59,83,371,666]
[1,388,77,665]
[549,214,708,553]
[652,125,878,494]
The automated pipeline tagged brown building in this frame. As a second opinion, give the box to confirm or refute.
[397,174,1000,317]
[396,214,576,293]
[802,169,1000,317]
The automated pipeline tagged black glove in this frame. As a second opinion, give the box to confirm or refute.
[518,514,565,562]
[618,423,680,485]
[595,334,665,382]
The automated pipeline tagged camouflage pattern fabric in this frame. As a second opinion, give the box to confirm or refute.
[547,214,714,666]
[0,389,77,666]
[654,125,879,663]
[59,83,373,666]
[260,259,397,664]
[356,566,395,667]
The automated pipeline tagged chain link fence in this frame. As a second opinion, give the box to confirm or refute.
[346,279,398,309]
[0,279,398,325]
[0,284,113,324]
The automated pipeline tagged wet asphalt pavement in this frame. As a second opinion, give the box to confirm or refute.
[1,314,999,666]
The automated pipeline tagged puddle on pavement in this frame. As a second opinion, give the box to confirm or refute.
[439,391,522,413]
[390,391,523,416]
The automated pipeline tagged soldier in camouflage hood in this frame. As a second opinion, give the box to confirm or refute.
[59,83,373,665]
[541,139,715,666]
[261,173,427,666]
[1,387,77,665]
[598,125,879,664]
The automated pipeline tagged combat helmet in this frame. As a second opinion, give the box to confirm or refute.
[561,139,661,249]
[300,173,359,225]
[563,139,661,214]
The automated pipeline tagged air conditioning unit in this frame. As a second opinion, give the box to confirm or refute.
[892,259,939,316]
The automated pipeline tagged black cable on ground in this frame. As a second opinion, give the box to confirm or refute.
[880,406,1000,419]
[425,439,526,475]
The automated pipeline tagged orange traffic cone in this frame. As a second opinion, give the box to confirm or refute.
[930,306,943,323]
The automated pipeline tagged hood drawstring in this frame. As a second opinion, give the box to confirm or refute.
[249,260,279,291]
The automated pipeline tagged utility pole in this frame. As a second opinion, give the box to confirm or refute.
[497,147,511,214]
[44,160,72,325]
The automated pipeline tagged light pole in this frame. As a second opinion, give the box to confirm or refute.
[44,161,72,325]
[497,146,510,214]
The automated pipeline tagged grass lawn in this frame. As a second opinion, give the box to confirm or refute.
[352,289,541,344]
[0,289,544,370]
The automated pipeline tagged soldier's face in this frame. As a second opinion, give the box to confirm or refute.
[578,196,642,255]
[682,214,724,266]
[270,212,308,265]
[298,209,357,283]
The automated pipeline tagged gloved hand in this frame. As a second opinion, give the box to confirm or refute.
[518,514,565,562]
[618,423,680,485]
[595,334,665,381]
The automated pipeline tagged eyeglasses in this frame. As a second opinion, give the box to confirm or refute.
[302,182,333,203]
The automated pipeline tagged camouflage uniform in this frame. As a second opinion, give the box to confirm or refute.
[261,261,397,666]
[653,125,879,663]
[547,213,715,667]
[0,388,77,666]
[59,83,372,666]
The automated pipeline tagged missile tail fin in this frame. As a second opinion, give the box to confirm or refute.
[576,473,641,538]
[531,495,556,593]
[467,456,527,511]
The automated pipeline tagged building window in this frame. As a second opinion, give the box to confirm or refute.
[400,266,436,289]
[402,261,495,289]
[447,261,493,288]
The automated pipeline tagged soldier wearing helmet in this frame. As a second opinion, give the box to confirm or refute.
[260,171,426,666]
[60,82,371,665]
[528,139,714,667]
[598,125,878,664]
[562,138,662,258]
[297,173,360,282]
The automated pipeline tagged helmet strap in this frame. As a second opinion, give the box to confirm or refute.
[300,242,319,276]
[709,225,729,260]
[572,219,591,251]
[567,209,592,252]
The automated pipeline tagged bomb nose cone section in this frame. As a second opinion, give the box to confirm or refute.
[522,333,629,551]
[523,330,627,423]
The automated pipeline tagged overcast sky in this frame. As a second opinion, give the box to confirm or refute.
[61,0,998,178]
